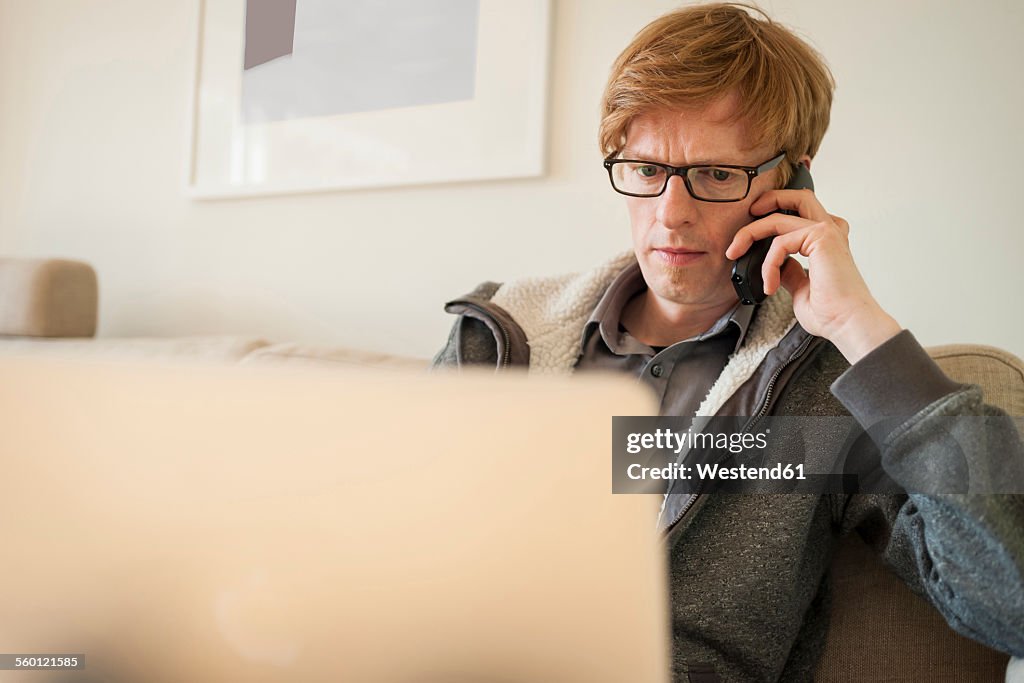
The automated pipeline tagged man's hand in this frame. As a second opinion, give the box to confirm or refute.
[725,188,902,364]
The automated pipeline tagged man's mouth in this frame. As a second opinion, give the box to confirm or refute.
[654,247,705,266]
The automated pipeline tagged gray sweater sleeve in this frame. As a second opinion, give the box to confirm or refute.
[832,331,1024,655]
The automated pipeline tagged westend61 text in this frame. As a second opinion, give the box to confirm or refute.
[627,462,806,481]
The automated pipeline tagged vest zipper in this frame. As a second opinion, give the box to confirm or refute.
[743,333,816,432]
[663,332,818,534]
[496,318,511,369]
[667,491,700,529]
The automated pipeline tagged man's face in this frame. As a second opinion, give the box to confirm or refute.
[621,96,781,311]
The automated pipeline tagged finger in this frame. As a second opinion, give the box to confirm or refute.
[828,214,850,236]
[726,213,813,260]
[750,188,829,222]
[779,256,809,295]
[760,229,812,294]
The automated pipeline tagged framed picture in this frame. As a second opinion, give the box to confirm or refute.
[186,0,551,199]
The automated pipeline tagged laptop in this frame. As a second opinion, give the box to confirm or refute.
[0,355,667,683]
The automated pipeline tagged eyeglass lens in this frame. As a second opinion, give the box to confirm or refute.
[610,162,749,200]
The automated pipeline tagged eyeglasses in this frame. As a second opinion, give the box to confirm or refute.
[603,152,786,201]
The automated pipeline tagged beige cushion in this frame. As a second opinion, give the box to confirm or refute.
[815,344,1022,681]
[816,536,1011,681]
[930,344,1024,416]
[0,258,98,338]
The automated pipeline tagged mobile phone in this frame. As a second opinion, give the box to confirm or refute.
[730,162,814,305]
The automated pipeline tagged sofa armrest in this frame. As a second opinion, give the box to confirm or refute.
[0,258,98,338]
[928,343,1024,415]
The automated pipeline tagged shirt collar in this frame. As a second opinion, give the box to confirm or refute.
[580,259,756,356]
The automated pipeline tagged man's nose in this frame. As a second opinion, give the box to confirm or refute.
[655,174,698,230]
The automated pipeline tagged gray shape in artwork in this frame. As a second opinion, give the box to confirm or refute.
[241,0,480,123]
[244,0,298,70]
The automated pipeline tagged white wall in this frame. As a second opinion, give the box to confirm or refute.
[0,0,1021,358]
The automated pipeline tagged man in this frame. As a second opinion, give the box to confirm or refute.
[433,3,1024,680]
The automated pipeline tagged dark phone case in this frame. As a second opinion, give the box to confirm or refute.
[731,163,815,305]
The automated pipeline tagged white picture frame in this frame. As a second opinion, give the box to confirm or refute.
[185,0,551,199]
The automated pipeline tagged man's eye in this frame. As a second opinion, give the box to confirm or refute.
[692,167,740,184]
[635,165,662,179]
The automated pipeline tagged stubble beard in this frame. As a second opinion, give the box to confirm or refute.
[652,260,730,306]
[653,264,699,303]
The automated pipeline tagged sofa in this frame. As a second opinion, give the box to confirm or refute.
[0,257,427,372]
[1,257,1020,681]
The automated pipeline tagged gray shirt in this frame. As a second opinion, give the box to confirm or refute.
[572,260,754,419]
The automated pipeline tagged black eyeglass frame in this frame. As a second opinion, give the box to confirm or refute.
[602,151,787,201]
